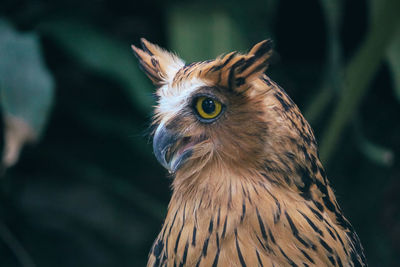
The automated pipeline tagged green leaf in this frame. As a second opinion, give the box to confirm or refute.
[387,26,400,101]
[0,20,54,136]
[0,19,54,168]
[39,19,153,114]
[167,4,247,62]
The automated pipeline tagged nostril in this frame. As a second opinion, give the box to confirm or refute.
[165,145,174,163]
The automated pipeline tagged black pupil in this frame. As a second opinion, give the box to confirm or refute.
[202,98,216,114]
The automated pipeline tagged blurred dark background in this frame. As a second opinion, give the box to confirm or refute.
[0,0,399,266]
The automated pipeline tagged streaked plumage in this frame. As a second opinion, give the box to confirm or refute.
[132,39,367,267]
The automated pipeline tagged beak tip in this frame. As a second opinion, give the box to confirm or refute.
[170,150,193,173]
[153,124,193,173]
[153,125,177,172]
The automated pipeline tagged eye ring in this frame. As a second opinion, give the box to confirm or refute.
[193,95,224,123]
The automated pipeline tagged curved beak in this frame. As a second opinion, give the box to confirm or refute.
[153,125,193,173]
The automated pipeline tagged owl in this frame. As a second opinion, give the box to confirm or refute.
[132,38,367,267]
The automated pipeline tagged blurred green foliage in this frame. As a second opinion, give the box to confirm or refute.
[0,0,399,266]
[0,20,54,169]
[167,4,247,61]
[0,20,54,136]
[39,19,153,115]
[387,27,400,101]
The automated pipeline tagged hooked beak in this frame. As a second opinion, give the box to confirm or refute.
[153,125,193,173]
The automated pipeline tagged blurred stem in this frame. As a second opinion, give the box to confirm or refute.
[305,0,343,123]
[319,0,400,163]
[386,26,400,101]
[0,220,36,267]
[353,118,394,166]
[0,105,4,175]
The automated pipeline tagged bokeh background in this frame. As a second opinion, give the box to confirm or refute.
[0,0,399,266]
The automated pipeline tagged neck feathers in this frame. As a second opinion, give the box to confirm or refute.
[149,162,366,266]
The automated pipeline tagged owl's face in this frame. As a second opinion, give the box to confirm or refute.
[133,39,282,175]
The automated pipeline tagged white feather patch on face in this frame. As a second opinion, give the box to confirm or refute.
[157,78,208,121]
[163,56,185,83]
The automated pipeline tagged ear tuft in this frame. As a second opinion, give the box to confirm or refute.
[131,44,161,85]
[131,39,185,86]
[249,39,274,58]
[199,39,274,92]
[140,38,154,55]
[230,39,274,92]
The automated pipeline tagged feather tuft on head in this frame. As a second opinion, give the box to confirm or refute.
[131,38,185,86]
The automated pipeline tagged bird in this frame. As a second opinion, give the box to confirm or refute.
[131,38,367,267]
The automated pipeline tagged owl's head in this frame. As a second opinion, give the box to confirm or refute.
[132,39,312,180]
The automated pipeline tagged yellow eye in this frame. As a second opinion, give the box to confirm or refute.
[195,96,223,120]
